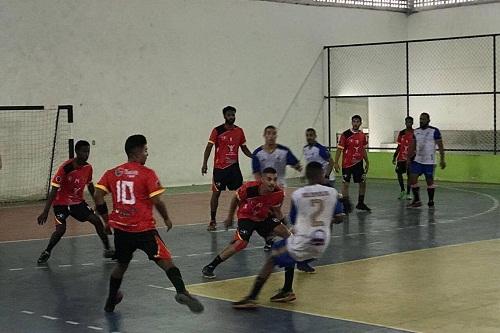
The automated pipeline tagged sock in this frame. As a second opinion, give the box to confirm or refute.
[282,266,295,292]
[210,211,216,222]
[358,195,365,205]
[412,187,420,202]
[248,276,266,300]
[208,255,224,269]
[166,267,186,293]
[427,187,435,202]
[108,276,122,299]
[397,174,405,192]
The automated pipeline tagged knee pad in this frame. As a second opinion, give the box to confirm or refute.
[231,239,248,252]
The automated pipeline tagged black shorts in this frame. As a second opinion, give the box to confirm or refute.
[113,229,171,264]
[53,201,94,224]
[342,162,366,183]
[234,218,282,242]
[212,163,243,192]
[395,161,409,174]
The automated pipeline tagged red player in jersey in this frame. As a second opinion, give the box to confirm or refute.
[392,116,414,200]
[94,134,203,314]
[201,167,291,279]
[201,106,253,231]
[36,140,113,264]
[334,115,371,213]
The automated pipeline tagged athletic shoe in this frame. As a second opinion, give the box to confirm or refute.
[103,249,115,259]
[356,203,371,212]
[207,221,216,232]
[343,200,353,214]
[398,191,406,200]
[175,292,204,313]
[37,250,50,264]
[232,297,258,309]
[263,238,273,252]
[406,194,413,201]
[202,265,216,279]
[270,290,296,303]
[296,262,316,273]
[104,291,123,313]
[407,201,422,208]
[428,201,435,208]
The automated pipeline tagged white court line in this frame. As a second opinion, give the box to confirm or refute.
[82,263,95,266]
[21,310,34,315]
[41,315,58,320]
[148,284,172,291]
[58,264,72,268]
[65,321,80,325]
[9,268,24,271]
[87,326,103,331]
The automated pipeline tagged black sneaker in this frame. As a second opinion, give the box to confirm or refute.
[104,291,123,313]
[232,297,258,309]
[207,221,217,232]
[37,250,50,264]
[270,290,296,303]
[428,201,435,208]
[356,203,371,212]
[175,292,204,313]
[263,238,273,252]
[342,199,353,214]
[296,262,316,273]
[202,265,216,279]
[103,249,115,259]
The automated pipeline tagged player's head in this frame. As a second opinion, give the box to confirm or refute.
[260,167,278,192]
[223,106,236,125]
[419,112,430,128]
[125,134,148,165]
[405,116,414,129]
[74,140,90,163]
[351,115,362,130]
[305,128,317,145]
[305,161,324,185]
[263,125,277,145]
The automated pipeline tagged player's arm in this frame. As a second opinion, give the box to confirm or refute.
[94,187,111,234]
[252,153,262,181]
[201,142,214,175]
[223,194,239,229]
[37,186,58,225]
[151,195,173,232]
[407,135,416,163]
[286,149,302,172]
[393,145,400,165]
[241,145,253,158]
[333,148,342,173]
[436,139,446,169]
[363,149,369,174]
[87,182,96,199]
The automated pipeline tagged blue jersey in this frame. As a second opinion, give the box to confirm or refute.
[252,144,299,186]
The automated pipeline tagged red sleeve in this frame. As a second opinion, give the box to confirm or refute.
[96,171,111,193]
[147,170,165,198]
[208,128,217,144]
[236,183,248,201]
[271,190,285,207]
[240,128,247,146]
[50,165,66,188]
[337,134,346,150]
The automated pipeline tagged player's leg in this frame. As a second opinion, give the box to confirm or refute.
[104,229,134,312]
[37,206,69,263]
[405,162,412,200]
[70,202,114,258]
[202,219,254,279]
[408,161,422,207]
[355,162,371,211]
[208,168,227,231]
[396,162,406,199]
[233,256,275,308]
[340,168,353,214]
[424,165,436,207]
[143,231,203,313]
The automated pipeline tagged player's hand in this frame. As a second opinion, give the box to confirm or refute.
[294,163,303,172]
[223,218,233,230]
[201,164,208,175]
[164,218,173,231]
[364,162,369,174]
[334,161,340,173]
[37,211,49,225]
[392,158,396,165]
[440,160,446,170]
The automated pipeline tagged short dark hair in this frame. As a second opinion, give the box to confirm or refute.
[262,167,277,174]
[352,115,362,122]
[125,134,147,156]
[305,161,323,180]
[421,112,430,118]
[306,128,316,133]
[405,116,414,122]
[75,140,90,152]
[222,106,236,115]
[264,125,277,133]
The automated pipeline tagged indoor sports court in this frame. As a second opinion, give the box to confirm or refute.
[1,1,500,333]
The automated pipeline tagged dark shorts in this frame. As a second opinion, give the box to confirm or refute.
[342,162,365,183]
[113,229,172,264]
[234,218,282,242]
[410,161,435,178]
[53,201,94,224]
[212,163,243,192]
[395,161,409,174]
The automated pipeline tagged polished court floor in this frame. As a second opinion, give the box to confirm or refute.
[1,180,499,333]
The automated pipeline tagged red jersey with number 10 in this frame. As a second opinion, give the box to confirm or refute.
[209,124,246,169]
[96,162,165,233]
[51,159,93,206]
[338,129,368,168]
[236,181,284,222]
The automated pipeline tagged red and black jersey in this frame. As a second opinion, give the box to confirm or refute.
[337,129,368,168]
[396,129,414,162]
[96,162,165,233]
[51,159,93,206]
[208,124,246,169]
[236,181,284,222]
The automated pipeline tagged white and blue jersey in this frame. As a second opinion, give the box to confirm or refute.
[252,145,299,187]
[303,142,333,181]
[413,126,442,165]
